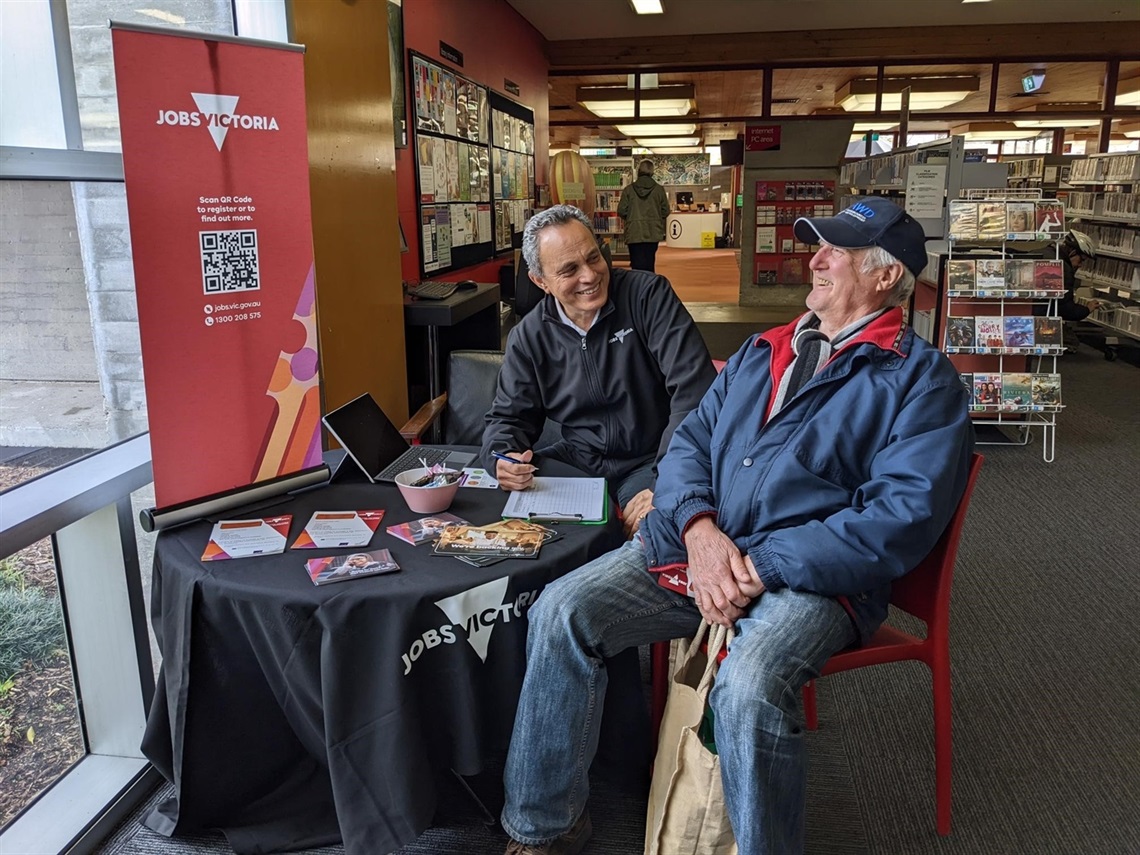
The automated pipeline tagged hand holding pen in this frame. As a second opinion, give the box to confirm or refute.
[493,449,538,491]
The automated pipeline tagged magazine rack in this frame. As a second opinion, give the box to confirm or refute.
[943,188,1065,462]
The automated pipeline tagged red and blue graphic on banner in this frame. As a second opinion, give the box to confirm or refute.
[112,27,321,508]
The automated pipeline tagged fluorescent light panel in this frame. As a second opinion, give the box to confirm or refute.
[629,0,664,14]
[645,146,703,154]
[616,123,697,136]
[955,122,1041,141]
[582,99,693,118]
[836,76,980,112]
[635,136,701,147]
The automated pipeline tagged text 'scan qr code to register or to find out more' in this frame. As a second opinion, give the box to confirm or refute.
[200,229,260,294]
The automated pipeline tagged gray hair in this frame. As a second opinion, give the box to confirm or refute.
[521,204,594,279]
[859,245,916,307]
[637,159,654,176]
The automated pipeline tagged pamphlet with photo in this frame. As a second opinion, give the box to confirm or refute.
[386,512,468,545]
[305,549,400,586]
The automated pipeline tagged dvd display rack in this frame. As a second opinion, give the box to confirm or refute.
[1065,151,1140,358]
[944,189,1067,461]
[587,156,634,258]
[752,179,834,285]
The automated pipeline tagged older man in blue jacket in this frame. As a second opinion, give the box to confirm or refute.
[500,196,975,855]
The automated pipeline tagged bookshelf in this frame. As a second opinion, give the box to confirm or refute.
[939,192,1068,462]
[1066,151,1140,358]
[751,179,835,285]
[586,156,634,258]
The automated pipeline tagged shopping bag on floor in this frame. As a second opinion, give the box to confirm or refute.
[644,620,738,855]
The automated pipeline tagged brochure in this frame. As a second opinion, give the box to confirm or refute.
[305,549,400,586]
[292,510,386,549]
[201,515,292,561]
[386,512,468,545]
[459,468,500,489]
[434,519,554,560]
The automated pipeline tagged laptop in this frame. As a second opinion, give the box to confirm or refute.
[321,393,475,483]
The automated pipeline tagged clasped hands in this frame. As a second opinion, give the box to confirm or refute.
[683,516,766,628]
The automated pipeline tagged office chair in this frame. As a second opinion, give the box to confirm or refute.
[400,349,560,448]
[650,452,983,837]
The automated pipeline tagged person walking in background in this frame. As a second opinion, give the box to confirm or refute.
[617,159,670,272]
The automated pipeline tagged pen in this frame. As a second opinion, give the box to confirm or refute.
[492,451,539,471]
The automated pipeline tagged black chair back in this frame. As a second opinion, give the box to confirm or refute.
[444,350,563,449]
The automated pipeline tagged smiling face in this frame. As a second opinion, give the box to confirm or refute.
[530,221,610,328]
[806,242,901,338]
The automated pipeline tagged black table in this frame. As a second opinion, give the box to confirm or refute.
[141,455,622,854]
[404,281,500,401]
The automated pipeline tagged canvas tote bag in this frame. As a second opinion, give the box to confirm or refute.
[644,621,738,855]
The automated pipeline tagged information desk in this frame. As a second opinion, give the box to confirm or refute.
[665,211,725,249]
[141,453,622,855]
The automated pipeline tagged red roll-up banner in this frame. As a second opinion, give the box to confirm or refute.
[112,25,322,509]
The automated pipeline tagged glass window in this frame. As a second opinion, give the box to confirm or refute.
[0,0,66,148]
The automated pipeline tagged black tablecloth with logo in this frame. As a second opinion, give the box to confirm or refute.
[141,453,623,854]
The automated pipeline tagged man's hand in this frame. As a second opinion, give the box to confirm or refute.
[683,517,756,627]
[622,489,654,539]
[495,449,537,491]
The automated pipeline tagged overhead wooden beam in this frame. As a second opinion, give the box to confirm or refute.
[546,22,1140,70]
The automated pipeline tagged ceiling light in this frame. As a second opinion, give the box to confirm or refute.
[643,146,703,154]
[635,136,701,147]
[836,76,980,112]
[629,0,664,14]
[961,0,991,4]
[853,122,897,132]
[953,122,1041,141]
[1119,121,1140,139]
[616,122,697,136]
[578,84,694,119]
[1011,103,1101,128]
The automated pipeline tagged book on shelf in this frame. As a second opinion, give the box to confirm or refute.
[780,257,804,284]
[948,201,979,240]
[976,259,1005,290]
[1003,316,1035,348]
[754,258,778,285]
[1035,201,1065,238]
[1031,373,1062,406]
[978,202,1008,241]
[755,226,777,254]
[1006,259,1036,290]
[974,317,1005,348]
[1034,317,1062,346]
[305,549,400,586]
[973,373,1001,406]
[780,237,794,253]
[1001,373,1033,409]
[1006,201,1037,239]
[946,317,976,348]
[947,259,976,291]
[1034,260,1064,293]
[958,373,973,394]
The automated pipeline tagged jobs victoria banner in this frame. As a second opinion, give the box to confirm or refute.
[112,26,322,508]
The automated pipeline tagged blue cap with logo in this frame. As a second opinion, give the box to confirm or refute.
[793,196,928,278]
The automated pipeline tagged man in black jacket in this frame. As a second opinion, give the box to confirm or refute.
[482,204,716,537]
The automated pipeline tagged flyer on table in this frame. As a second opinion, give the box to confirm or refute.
[111,27,321,510]
[292,510,386,549]
[202,515,292,561]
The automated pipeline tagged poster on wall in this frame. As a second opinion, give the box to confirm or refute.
[111,25,322,509]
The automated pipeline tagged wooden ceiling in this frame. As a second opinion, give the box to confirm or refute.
[506,5,1140,150]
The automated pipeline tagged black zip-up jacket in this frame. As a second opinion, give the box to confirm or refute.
[481,267,716,484]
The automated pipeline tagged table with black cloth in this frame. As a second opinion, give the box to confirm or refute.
[141,452,623,854]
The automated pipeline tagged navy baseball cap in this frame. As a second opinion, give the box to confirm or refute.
[794,196,928,278]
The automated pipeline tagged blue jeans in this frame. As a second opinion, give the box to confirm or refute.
[501,537,858,854]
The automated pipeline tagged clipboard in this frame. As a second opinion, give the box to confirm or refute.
[501,477,609,525]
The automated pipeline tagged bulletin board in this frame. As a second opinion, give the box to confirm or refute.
[488,89,536,253]
[410,51,494,277]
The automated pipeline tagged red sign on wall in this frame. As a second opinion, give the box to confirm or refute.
[112,27,322,508]
[745,125,782,151]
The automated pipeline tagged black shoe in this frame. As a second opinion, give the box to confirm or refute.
[504,812,592,855]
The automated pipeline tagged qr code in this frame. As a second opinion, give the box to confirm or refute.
[200,229,259,294]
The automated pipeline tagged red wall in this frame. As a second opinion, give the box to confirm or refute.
[399,0,549,283]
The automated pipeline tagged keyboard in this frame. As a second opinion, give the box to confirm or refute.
[408,281,460,300]
[376,446,458,482]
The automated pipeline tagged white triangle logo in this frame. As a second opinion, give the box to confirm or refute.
[191,92,240,151]
[434,577,510,662]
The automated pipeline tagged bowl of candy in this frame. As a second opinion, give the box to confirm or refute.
[394,466,463,514]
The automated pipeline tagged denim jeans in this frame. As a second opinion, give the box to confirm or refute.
[501,537,858,854]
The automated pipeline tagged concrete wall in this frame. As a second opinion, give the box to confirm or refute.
[0,181,99,383]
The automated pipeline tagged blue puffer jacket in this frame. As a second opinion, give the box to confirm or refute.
[641,308,975,644]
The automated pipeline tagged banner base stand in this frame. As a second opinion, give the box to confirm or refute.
[140,464,330,532]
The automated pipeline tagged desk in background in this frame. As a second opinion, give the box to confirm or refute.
[141,453,622,855]
[404,281,501,409]
[665,211,725,249]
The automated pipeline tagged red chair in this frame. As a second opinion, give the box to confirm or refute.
[650,452,983,837]
[803,451,982,836]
